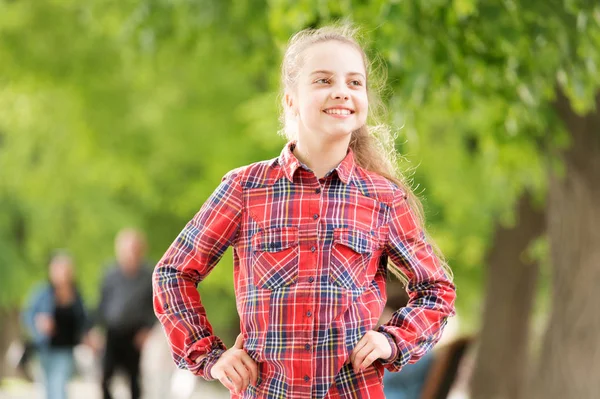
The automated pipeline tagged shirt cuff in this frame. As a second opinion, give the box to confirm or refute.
[184,336,227,380]
[195,348,226,381]
[377,329,399,365]
[376,326,414,372]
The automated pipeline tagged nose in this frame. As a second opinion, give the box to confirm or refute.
[333,92,349,100]
[331,83,350,100]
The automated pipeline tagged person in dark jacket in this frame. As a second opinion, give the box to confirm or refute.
[96,228,156,399]
[23,251,91,399]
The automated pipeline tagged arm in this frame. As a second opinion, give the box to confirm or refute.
[93,271,111,327]
[143,266,158,329]
[153,171,243,380]
[132,267,159,350]
[74,290,93,340]
[378,189,456,372]
[21,285,51,344]
[22,288,43,337]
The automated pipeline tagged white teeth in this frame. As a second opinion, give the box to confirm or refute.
[325,109,352,115]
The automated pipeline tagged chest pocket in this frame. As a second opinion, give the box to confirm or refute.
[329,228,379,291]
[251,226,299,290]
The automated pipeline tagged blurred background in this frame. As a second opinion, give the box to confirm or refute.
[0,1,599,398]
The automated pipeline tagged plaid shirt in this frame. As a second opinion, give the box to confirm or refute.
[153,142,456,399]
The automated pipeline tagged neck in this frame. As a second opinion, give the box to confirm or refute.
[53,284,75,304]
[120,263,142,277]
[54,284,72,292]
[294,136,350,179]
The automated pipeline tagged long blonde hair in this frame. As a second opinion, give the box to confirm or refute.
[279,24,452,282]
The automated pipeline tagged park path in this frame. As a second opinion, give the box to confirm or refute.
[0,378,229,399]
[0,326,229,399]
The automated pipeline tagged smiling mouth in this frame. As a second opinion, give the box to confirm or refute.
[323,109,354,115]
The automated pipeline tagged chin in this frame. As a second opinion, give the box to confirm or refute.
[331,128,358,139]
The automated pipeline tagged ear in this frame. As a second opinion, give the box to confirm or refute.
[284,92,297,116]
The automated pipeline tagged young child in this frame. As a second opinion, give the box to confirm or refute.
[153,25,456,399]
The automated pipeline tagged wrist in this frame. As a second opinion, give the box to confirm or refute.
[377,330,398,364]
[203,348,226,381]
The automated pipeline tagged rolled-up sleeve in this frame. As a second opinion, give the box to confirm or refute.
[378,188,456,372]
[153,170,243,380]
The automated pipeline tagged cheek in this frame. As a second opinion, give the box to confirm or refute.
[358,93,369,110]
[357,96,369,117]
[300,100,322,120]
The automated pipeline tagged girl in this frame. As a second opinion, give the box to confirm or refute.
[153,25,456,399]
[23,251,91,399]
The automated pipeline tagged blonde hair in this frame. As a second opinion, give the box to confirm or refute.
[279,24,452,282]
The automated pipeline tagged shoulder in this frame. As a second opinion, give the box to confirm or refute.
[221,157,281,189]
[352,165,407,204]
[102,265,121,282]
[74,287,87,305]
[141,264,155,278]
[25,283,52,309]
[29,283,52,300]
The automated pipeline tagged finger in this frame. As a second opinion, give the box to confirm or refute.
[224,369,243,394]
[219,374,236,393]
[232,361,251,392]
[351,334,370,356]
[241,354,258,386]
[350,338,366,365]
[234,333,244,349]
[358,349,380,371]
[352,343,373,373]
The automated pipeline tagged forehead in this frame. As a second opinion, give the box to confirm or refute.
[117,232,143,246]
[300,41,366,76]
[51,257,72,270]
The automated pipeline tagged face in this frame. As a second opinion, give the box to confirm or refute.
[116,232,145,274]
[287,41,368,145]
[49,256,74,287]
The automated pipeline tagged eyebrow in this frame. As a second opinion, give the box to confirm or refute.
[310,70,366,79]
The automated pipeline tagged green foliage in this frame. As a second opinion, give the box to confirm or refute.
[265,0,600,326]
[0,0,277,329]
[1,0,599,334]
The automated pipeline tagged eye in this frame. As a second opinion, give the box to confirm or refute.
[314,78,331,84]
[349,80,363,86]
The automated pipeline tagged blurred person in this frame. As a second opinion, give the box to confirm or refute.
[153,24,456,398]
[22,251,91,399]
[381,279,466,399]
[379,280,434,399]
[96,228,156,399]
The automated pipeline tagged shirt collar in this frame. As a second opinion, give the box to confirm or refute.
[276,141,355,185]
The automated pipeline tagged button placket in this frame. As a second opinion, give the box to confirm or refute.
[299,185,319,391]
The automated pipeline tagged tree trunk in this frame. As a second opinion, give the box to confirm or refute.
[470,193,545,399]
[530,91,600,399]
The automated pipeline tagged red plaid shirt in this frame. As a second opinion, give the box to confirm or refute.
[153,142,456,399]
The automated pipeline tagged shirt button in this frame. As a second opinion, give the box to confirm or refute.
[315,188,321,194]
[306,311,312,317]
[308,276,314,283]
[304,375,310,382]
[305,344,311,351]
[313,214,319,220]
[311,246,316,252]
